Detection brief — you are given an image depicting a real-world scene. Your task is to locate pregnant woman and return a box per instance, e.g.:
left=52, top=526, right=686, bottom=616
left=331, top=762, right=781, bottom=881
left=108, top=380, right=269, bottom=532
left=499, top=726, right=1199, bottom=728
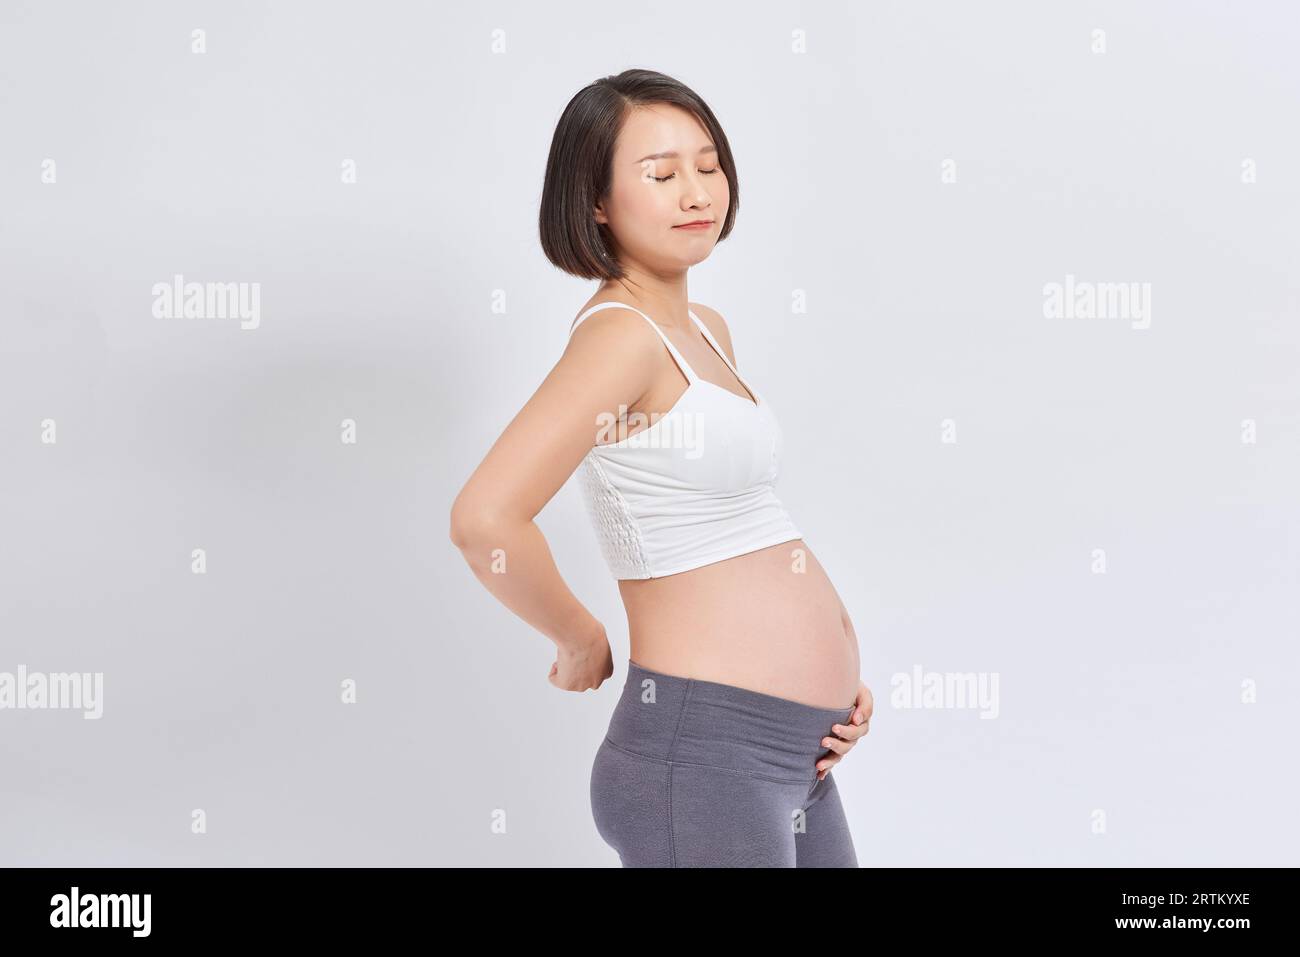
left=449, top=68, right=873, bottom=867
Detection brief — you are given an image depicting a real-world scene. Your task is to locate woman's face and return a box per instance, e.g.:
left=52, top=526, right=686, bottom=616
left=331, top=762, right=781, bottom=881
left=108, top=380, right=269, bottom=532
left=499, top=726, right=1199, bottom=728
left=594, top=103, right=730, bottom=274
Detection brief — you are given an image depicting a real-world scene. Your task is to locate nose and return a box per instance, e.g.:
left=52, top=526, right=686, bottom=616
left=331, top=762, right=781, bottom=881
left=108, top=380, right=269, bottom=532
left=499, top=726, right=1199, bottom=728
left=681, top=172, right=712, bottom=210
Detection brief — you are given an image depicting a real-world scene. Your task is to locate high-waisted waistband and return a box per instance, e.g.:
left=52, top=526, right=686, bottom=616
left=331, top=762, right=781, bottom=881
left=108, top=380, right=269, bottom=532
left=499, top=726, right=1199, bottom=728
left=603, top=660, right=857, bottom=785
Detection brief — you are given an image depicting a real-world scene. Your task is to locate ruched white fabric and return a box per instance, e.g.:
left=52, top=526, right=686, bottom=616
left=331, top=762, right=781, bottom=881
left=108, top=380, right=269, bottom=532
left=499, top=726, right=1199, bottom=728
left=568, top=301, right=802, bottom=580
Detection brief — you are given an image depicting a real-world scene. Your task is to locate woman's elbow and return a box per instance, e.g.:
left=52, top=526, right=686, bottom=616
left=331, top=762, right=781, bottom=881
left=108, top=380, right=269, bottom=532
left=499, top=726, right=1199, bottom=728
left=449, top=498, right=483, bottom=550
left=449, top=494, right=508, bottom=550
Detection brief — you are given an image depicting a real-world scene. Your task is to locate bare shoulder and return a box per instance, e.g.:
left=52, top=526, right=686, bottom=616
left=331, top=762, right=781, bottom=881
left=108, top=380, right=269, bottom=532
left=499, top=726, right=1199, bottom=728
left=563, top=299, right=664, bottom=369
left=688, top=301, right=738, bottom=363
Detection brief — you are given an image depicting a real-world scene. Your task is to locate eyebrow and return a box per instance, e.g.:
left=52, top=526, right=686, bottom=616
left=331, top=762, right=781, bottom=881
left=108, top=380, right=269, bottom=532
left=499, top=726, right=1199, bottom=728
left=635, top=145, right=717, bottom=163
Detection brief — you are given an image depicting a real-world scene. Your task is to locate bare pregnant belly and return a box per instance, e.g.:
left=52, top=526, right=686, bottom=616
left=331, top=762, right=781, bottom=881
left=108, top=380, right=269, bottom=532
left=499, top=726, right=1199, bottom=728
left=618, top=539, right=860, bottom=710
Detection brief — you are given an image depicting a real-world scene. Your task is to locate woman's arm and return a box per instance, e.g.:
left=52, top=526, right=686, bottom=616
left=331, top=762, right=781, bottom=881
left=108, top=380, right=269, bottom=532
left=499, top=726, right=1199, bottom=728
left=448, top=307, right=661, bottom=689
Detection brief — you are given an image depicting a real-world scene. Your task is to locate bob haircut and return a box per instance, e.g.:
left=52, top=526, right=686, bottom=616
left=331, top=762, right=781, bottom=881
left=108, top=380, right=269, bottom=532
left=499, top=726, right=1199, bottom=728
left=539, top=68, right=739, bottom=281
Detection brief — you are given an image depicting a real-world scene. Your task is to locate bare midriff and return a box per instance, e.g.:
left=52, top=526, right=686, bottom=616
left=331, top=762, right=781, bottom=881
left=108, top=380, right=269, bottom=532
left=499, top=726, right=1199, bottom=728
left=617, top=539, right=860, bottom=710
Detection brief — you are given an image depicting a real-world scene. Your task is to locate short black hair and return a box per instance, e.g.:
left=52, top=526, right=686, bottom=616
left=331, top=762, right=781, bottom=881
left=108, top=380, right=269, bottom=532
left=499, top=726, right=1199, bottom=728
left=538, top=68, right=739, bottom=281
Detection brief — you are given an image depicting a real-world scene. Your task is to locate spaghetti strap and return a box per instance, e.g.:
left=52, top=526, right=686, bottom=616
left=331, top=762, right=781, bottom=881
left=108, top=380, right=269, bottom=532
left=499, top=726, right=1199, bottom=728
left=688, top=309, right=758, bottom=402
left=687, top=310, right=739, bottom=377
left=568, top=301, right=698, bottom=383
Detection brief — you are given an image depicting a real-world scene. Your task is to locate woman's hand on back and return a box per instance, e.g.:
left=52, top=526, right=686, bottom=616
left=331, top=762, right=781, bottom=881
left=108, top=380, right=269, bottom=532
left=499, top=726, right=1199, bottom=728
left=548, top=620, right=615, bottom=692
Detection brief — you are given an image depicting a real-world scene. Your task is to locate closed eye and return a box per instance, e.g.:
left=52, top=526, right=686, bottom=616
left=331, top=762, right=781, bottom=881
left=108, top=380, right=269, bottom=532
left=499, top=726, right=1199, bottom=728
left=653, top=168, right=720, bottom=183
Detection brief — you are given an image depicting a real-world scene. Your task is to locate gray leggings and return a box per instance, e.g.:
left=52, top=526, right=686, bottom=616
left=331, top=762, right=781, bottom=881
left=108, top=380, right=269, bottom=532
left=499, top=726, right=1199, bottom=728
left=589, top=660, right=859, bottom=867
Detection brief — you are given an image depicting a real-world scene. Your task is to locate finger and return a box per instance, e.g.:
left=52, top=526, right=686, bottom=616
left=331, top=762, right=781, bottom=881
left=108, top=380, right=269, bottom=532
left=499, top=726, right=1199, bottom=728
left=820, top=735, right=851, bottom=756
left=853, top=687, right=875, bottom=724
left=816, top=754, right=842, bottom=777
left=831, top=721, right=868, bottom=741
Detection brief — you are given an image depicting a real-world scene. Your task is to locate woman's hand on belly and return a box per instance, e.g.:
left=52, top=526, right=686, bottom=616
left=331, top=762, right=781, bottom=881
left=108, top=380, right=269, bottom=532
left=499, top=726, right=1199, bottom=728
left=815, top=678, right=873, bottom=780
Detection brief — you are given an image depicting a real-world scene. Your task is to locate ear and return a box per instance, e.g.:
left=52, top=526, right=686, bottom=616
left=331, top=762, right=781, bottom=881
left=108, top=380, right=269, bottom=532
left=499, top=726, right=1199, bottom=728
left=593, top=200, right=608, bottom=225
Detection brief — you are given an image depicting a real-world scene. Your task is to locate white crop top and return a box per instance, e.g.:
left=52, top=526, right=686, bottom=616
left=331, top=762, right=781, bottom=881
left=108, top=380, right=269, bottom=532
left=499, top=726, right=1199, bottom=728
left=568, top=301, right=803, bottom=580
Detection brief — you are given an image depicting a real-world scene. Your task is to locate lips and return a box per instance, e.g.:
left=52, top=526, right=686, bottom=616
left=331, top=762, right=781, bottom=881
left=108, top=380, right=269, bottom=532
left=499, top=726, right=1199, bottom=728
left=674, top=220, right=714, bottom=228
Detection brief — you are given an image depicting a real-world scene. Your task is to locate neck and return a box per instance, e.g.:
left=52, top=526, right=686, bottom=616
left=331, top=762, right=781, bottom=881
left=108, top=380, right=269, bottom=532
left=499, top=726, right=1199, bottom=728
left=598, top=263, right=691, bottom=329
